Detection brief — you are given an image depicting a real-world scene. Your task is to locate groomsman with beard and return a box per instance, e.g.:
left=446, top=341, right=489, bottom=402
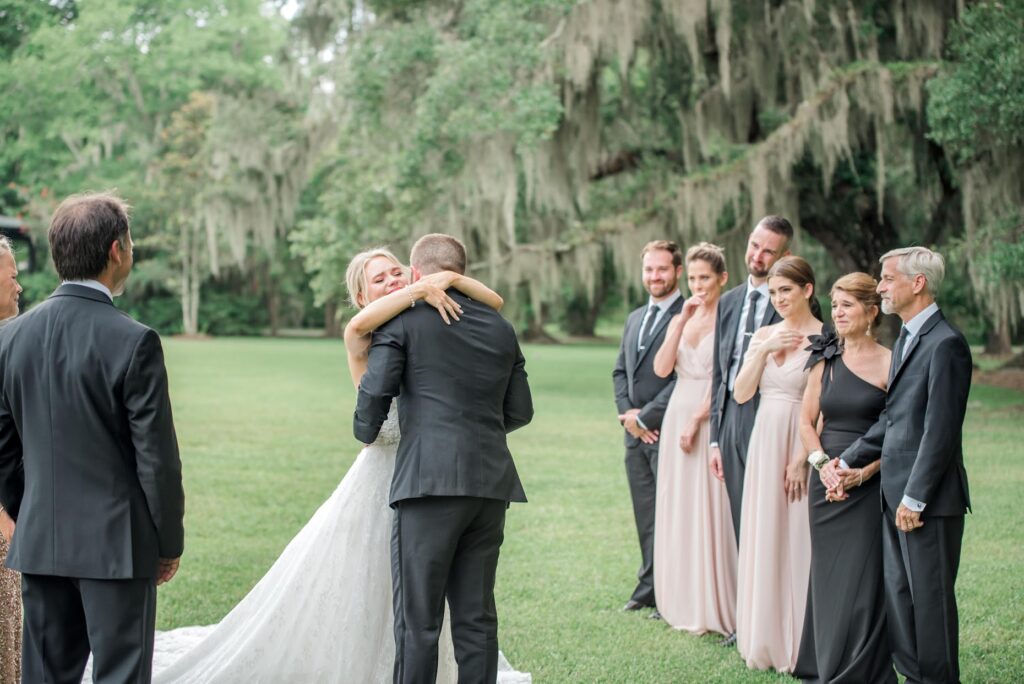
left=837, top=247, right=971, bottom=684
left=612, top=240, right=684, bottom=616
left=707, top=215, right=792, bottom=643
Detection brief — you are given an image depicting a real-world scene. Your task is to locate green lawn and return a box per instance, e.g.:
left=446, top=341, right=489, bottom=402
left=158, top=338, right=1024, bottom=682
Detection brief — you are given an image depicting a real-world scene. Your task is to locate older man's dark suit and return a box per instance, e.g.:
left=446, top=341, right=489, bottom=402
left=709, top=283, right=780, bottom=543
left=354, top=290, right=532, bottom=684
left=0, top=284, right=184, bottom=684
left=841, top=309, right=971, bottom=684
left=611, top=295, right=684, bottom=607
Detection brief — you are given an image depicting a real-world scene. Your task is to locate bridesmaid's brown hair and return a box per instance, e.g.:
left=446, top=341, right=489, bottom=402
left=685, top=242, right=726, bottom=275
left=768, top=255, right=822, bottom=319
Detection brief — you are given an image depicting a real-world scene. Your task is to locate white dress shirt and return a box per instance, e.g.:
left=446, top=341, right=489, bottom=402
left=64, top=279, right=113, bottom=301
left=727, top=277, right=770, bottom=391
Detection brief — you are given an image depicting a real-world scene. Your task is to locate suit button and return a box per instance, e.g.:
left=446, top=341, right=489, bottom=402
left=887, top=420, right=893, bottom=427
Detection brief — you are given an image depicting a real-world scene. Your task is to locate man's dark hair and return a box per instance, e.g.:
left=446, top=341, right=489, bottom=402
left=410, top=233, right=467, bottom=275
left=756, top=215, right=794, bottom=242
left=48, top=192, right=131, bottom=281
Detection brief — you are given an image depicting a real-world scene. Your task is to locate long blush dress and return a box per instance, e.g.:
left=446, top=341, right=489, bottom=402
left=653, top=331, right=737, bottom=636
left=735, top=339, right=813, bottom=672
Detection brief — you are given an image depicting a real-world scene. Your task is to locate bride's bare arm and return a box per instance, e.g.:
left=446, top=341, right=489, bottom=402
left=344, top=272, right=503, bottom=388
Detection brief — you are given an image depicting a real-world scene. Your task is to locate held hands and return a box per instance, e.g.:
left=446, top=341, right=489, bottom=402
left=762, top=326, right=806, bottom=354
left=784, top=458, right=809, bottom=503
left=709, top=446, right=725, bottom=482
left=157, top=557, right=181, bottom=586
left=895, top=503, right=924, bottom=533
left=619, top=408, right=659, bottom=445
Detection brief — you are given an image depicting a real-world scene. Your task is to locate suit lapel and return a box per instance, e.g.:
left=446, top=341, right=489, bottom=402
left=718, top=286, right=744, bottom=378
left=634, top=297, right=683, bottom=370
left=890, top=310, right=944, bottom=388
left=624, top=307, right=641, bottom=373
left=761, top=299, right=780, bottom=327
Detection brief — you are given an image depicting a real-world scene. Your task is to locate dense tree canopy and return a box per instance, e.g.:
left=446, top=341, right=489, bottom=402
left=1, top=0, right=1021, bottom=353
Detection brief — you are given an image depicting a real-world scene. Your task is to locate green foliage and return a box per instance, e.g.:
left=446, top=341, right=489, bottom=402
left=927, top=1, right=1024, bottom=161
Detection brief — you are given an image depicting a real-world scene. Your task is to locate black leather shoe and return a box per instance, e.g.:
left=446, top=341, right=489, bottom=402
left=649, top=610, right=663, bottom=620
left=622, top=600, right=648, bottom=611
left=720, top=631, right=737, bottom=647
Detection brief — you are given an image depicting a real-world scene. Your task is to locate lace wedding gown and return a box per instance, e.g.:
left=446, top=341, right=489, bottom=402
left=85, top=408, right=530, bottom=683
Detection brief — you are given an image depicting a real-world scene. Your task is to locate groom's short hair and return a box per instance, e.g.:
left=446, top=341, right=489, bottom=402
left=410, top=234, right=467, bottom=275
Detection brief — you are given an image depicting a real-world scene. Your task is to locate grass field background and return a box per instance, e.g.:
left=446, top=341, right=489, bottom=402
left=157, top=338, right=1023, bottom=682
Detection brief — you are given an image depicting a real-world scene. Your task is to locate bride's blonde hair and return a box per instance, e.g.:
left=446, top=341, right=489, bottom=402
left=345, top=247, right=404, bottom=309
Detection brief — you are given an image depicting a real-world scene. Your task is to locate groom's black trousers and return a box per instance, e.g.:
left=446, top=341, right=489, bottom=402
left=391, top=496, right=506, bottom=684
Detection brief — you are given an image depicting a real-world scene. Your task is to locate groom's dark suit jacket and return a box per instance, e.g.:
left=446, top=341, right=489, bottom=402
left=354, top=290, right=532, bottom=506
left=841, top=309, right=971, bottom=515
left=0, top=284, right=185, bottom=579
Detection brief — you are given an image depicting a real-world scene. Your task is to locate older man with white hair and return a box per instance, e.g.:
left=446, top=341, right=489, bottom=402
left=837, top=246, right=971, bottom=684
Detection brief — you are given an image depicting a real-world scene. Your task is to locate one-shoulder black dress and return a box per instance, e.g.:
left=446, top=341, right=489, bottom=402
left=794, top=355, right=896, bottom=684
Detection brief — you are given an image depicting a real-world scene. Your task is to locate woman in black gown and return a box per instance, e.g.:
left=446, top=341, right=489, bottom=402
left=794, top=272, right=896, bottom=684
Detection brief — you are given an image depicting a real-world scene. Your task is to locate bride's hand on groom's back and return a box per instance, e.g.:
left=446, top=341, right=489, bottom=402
left=412, top=279, right=462, bottom=324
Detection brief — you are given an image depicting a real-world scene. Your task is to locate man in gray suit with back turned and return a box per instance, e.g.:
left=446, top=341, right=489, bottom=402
left=0, top=192, right=184, bottom=683
left=354, top=233, right=533, bottom=684
left=838, top=247, right=971, bottom=684
left=612, top=240, right=684, bottom=615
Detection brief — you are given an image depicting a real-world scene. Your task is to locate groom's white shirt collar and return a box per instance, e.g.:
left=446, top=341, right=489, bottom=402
left=64, top=279, right=113, bottom=302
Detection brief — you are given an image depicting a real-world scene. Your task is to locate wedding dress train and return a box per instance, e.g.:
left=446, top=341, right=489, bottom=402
left=84, top=409, right=530, bottom=683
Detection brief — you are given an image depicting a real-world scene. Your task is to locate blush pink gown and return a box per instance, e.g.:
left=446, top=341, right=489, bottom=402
left=653, top=330, right=737, bottom=635
left=735, top=339, right=812, bottom=672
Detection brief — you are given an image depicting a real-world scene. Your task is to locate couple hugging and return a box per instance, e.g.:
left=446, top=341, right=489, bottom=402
left=0, top=190, right=532, bottom=683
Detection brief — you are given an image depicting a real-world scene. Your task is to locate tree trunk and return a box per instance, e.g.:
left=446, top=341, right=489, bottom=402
left=180, top=220, right=201, bottom=336
left=985, top=319, right=1013, bottom=355
left=323, top=301, right=341, bottom=338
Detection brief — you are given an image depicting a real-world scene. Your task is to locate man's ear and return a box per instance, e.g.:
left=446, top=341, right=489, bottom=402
left=108, top=239, right=124, bottom=267
left=410, top=266, right=422, bottom=283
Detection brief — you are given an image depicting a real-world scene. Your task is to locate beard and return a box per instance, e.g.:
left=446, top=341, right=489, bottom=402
left=747, top=260, right=769, bottom=278
left=881, top=300, right=893, bottom=315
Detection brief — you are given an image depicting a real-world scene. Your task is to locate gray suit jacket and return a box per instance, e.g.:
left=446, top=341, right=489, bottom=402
left=612, top=297, right=685, bottom=447
left=353, top=290, right=532, bottom=506
left=841, top=309, right=972, bottom=516
left=709, top=283, right=780, bottom=443
left=0, top=284, right=185, bottom=579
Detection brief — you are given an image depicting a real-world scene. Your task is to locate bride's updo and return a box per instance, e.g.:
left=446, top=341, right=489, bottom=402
left=345, top=247, right=404, bottom=310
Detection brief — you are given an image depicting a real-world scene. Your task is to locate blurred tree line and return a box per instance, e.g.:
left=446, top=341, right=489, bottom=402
left=1, top=0, right=1021, bottom=359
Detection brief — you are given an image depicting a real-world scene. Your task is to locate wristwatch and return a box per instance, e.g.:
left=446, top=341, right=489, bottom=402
left=807, top=449, right=830, bottom=471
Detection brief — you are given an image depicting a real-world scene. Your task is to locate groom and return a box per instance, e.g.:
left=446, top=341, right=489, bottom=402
left=354, top=233, right=533, bottom=684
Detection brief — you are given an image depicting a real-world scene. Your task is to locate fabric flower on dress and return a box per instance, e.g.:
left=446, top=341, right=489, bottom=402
left=804, top=326, right=841, bottom=370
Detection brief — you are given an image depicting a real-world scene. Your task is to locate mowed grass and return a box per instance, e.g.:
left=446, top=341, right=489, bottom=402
left=158, top=338, right=1024, bottom=682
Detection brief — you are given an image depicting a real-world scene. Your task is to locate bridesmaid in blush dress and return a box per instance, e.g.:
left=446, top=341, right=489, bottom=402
left=732, top=256, right=821, bottom=673
left=652, top=243, right=736, bottom=636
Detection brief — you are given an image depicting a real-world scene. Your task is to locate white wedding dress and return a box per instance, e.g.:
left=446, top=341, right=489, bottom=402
left=84, top=408, right=530, bottom=683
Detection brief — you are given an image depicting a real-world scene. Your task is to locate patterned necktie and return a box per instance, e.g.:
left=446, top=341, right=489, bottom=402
left=890, top=325, right=910, bottom=384
left=739, top=290, right=762, bottom=362
left=639, top=305, right=659, bottom=351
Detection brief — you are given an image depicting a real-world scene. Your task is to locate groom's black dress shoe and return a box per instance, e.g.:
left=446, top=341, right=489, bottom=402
left=649, top=610, right=663, bottom=621
left=622, top=600, right=649, bottom=612
left=720, top=631, right=737, bottom=647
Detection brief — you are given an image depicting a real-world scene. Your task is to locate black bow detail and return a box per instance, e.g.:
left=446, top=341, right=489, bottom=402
left=804, top=326, right=841, bottom=370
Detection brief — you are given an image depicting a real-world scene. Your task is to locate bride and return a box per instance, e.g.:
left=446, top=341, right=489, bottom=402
left=118, top=248, right=530, bottom=683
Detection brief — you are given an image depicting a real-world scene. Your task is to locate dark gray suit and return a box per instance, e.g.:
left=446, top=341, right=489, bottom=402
left=0, top=284, right=184, bottom=683
left=354, top=290, right=532, bottom=684
left=841, top=309, right=971, bottom=684
left=709, top=283, right=779, bottom=544
left=611, top=295, right=684, bottom=607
